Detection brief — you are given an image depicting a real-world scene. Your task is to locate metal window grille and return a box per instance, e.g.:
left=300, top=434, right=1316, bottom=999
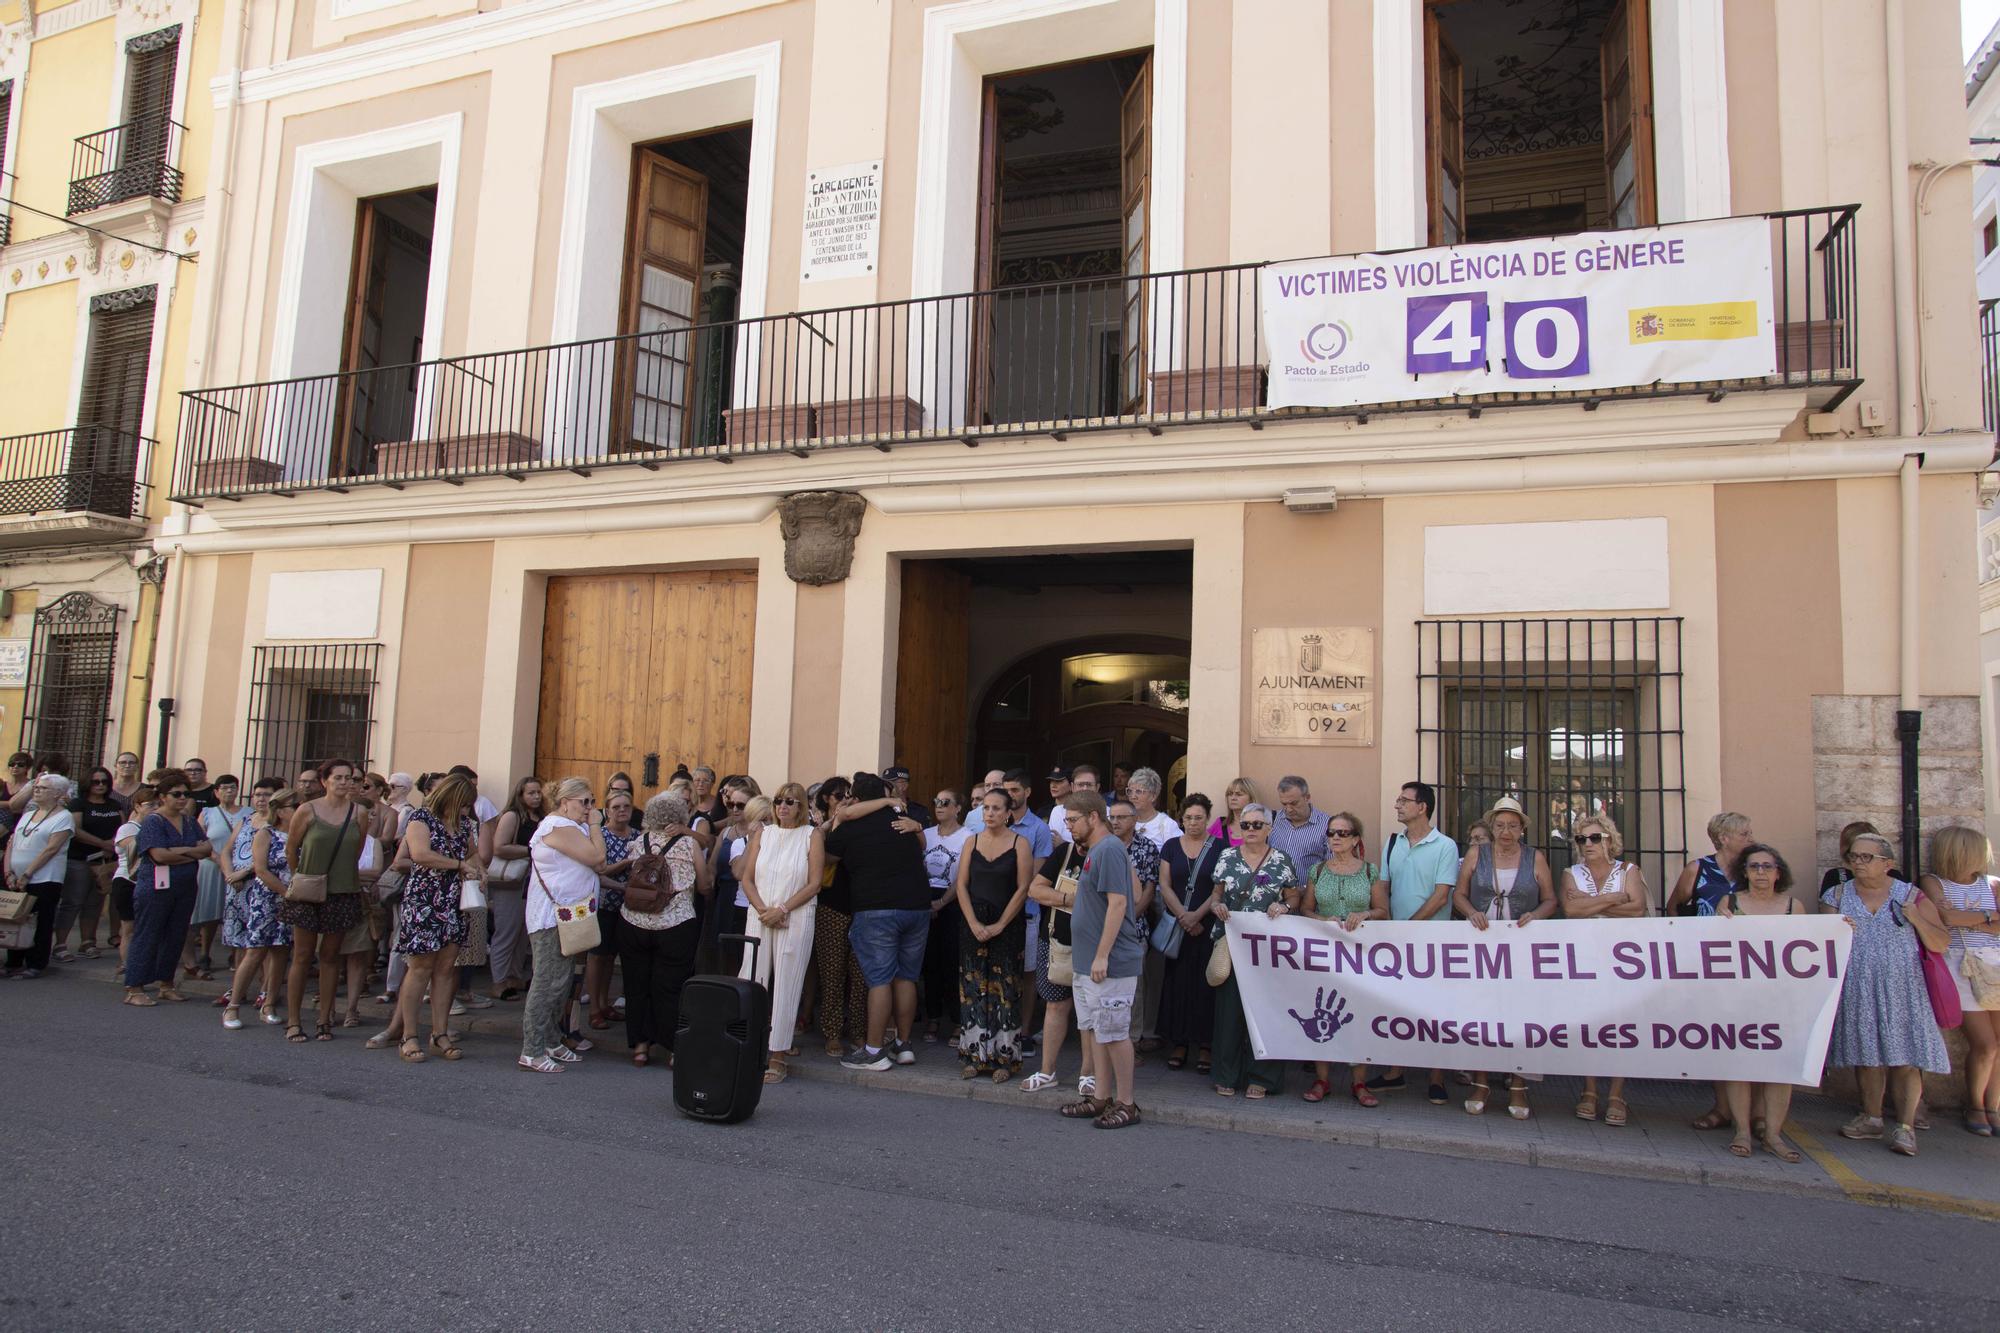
left=20, top=593, right=122, bottom=770
left=242, top=644, right=382, bottom=781
left=1416, top=619, right=1687, bottom=908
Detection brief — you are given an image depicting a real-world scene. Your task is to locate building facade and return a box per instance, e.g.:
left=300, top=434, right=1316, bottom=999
left=151, top=0, right=1987, bottom=898
left=0, top=0, right=217, bottom=769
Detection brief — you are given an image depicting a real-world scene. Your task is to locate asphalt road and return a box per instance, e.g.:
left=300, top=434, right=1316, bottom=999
left=2, top=971, right=1995, bottom=1331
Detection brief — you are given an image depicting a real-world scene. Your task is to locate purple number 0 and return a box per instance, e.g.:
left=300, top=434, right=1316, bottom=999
left=1503, top=297, right=1590, bottom=379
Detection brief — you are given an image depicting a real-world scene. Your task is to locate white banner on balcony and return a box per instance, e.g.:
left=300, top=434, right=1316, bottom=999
left=1259, top=217, right=1777, bottom=409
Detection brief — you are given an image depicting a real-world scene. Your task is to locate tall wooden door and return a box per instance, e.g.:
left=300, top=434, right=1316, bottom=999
left=617, top=151, right=709, bottom=452
left=1425, top=5, right=1465, bottom=245
left=893, top=561, right=971, bottom=806
left=1599, top=0, right=1655, bottom=228
left=535, top=569, right=756, bottom=799
left=1117, top=54, right=1152, bottom=413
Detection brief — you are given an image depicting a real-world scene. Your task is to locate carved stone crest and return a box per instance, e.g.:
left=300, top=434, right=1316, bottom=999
left=777, top=491, right=867, bottom=586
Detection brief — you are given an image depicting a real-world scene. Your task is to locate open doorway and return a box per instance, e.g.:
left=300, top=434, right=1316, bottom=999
left=972, top=50, right=1151, bottom=426
left=616, top=123, right=752, bottom=453
left=894, top=549, right=1192, bottom=806
left=1426, top=0, right=1653, bottom=244
left=334, top=186, right=435, bottom=475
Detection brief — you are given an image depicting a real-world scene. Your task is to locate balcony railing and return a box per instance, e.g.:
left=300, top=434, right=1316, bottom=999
left=171, top=206, right=1860, bottom=502
left=0, top=425, right=153, bottom=521
left=0, top=212, right=10, bottom=248
left=68, top=114, right=184, bottom=216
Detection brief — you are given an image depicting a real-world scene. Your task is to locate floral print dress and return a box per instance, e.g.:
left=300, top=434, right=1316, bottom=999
left=1209, top=846, right=1299, bottom=939
left=396, top=809, right=475, bottom=956
left=222, top=820, right=293, bottom=950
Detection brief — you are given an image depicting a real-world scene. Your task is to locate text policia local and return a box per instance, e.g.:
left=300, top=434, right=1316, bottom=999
left=1275, top=237, right=1689, bottom=300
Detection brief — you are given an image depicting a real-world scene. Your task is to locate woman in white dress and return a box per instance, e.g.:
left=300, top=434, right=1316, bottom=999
left=739, top=781, right=825, bottom=1084
left=1560, top=813, right=1647, bottom=1127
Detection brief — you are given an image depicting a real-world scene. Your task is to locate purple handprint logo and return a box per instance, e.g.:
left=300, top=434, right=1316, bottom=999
left=1287, top=986, right=1356, bottom=1044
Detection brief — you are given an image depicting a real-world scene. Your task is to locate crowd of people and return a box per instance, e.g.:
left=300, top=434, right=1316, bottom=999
left=4, top=747, right=1997, bottom=1152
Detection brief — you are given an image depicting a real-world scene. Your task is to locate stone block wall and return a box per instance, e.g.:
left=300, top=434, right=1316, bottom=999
left=1811, top=694, right=1983, bottom=876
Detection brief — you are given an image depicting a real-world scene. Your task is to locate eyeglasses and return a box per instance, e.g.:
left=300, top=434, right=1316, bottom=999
left=1845, top=852, right=1888, bottom=865
left=775, top=798, right=800, bottom=807
left=1329, top=828, right=1356, bottom=838
left=164, top=789, right=189, bottom=798
left=1239, top=820, right=1269, bottom=831
left=1744, top=861, right=1780, bottom=873
left=725, top=800, right=747, bottom=812
left=1577, top=832, right=1608, bottom=845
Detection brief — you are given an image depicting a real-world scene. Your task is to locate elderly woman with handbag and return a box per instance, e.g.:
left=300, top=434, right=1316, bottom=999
left=619, top=792, right=707, bottom=1068
left=1206, top=805, right=1297, bottom=1100
left=522, top=777, right=605, bottom=1074
left=1824, top=832, right=1952, bottom=1157
left=1916, top=824, right=2000, bottom=1135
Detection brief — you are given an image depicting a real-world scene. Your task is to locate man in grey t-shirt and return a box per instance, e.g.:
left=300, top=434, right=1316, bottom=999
left=1055, top=791, right=1143, bottom=1128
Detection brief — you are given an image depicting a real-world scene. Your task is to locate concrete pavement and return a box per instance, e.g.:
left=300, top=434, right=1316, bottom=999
left=6, top=959, right=2000, bottom=1330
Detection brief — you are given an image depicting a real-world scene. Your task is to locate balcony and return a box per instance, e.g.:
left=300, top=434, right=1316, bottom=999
left=0, top=426, right=154, bottom=550
left=171, top=206, right=1860, bottom=503
left=0, top=212, right=10, bottom=248
left=67, top=115, right=184, bottom=217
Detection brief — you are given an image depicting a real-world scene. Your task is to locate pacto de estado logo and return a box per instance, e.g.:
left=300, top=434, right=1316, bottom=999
left=1300, top=320, right=1351, bottom=364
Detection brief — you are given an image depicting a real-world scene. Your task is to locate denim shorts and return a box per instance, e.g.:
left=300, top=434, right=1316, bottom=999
left=848, top=908, right=930, bottom=987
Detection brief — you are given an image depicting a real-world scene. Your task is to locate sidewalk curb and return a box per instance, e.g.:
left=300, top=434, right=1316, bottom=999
left=779, top=1056, right=1852, bottom=1205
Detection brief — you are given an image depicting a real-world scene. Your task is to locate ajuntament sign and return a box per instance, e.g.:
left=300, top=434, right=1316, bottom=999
left=1250, top=627, right=1373, bottom=746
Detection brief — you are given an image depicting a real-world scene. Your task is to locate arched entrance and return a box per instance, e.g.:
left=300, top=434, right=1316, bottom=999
left=973, top=634, right=1189, bottom=796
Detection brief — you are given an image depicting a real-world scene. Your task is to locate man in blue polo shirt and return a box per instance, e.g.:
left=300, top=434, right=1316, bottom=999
left=1366, top=779, right=1458, bottom=1104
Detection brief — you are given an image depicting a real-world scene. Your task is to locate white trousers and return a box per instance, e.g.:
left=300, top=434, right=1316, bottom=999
left=740, top=901, right=817, bottom=1052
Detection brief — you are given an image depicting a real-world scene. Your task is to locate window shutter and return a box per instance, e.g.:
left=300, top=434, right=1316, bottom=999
left=0, top=80, right=13, bottom=181
left=1118, top=54, right=1152, bottom=412
left=1425, top=6, right=1465, bottom=245
left=79, top=289, right=156, bottom=439
left=1599, top=0, right=1655, bottom=227
left=123, top=28, right=179, bottom=173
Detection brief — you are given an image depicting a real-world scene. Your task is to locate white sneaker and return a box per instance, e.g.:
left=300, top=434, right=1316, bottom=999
left=461, top=992, right=494, bottom=1010
left=449, top=999, right=467, bottom=1016
left=1022, top=1071, right=1058, bottom=1092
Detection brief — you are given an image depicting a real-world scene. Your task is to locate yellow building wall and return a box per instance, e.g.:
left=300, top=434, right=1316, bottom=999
left=0, top=281, right=80, bottom=442
left=9, top=18, right=117, bottom=246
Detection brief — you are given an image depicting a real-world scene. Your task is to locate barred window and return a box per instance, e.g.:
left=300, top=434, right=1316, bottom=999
left=1417, top=618, right=1687, bottom=906
left=20, top=593, right=121, bottom=770
left=242, top=644, right=382, bottom=780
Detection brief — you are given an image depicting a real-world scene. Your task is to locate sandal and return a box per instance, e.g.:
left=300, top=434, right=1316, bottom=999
left=156, top=988, right=188, bottom=1003
left=762, top=1057, right=786, bottom=1083
left=546, top=1044, right=582, bottom=1064
left=340, top=1012, right=363, bottom=1028
left=1351, top=1081, right=1379, bottom=1108
left=1213, top=1085, right=1236, bottom=1098
left=1060, top=1095, right=1111, bottom=1119
left=1728, top=1133, right=1753, bottom=1158
left=1574, top=1091, right=1600, bottom=1122
left=1464, top=1079, right=1490, bottom=1115
left=53, top=947, right=75, bottom=964
left=1760, top=1133, right=1802, bottom=1163
left=365, top=1030, right=397, bottom=1050
left=1167, top=1046, right=1188, bottom=1070
left=517, top=1053, right=564, bottom=1074
left=1093, top=1101, right=1142, bottom=1129
left=1022, top=1071, right=1058, bottom=1092
left=1605, top=1096, right=1629, bottom=1128
left=429, top=1034, right=464, bottom=1061
left=1302, top=1078, right=1329, bottom=1103
left=123, top=991, right=157, bottom=1008
left=1963, top=1109, right=1995, bottom=1137
left=1690, top=1108, right=1730, bottom=1131
left=315, top=1022, right=334, bottom=1042
left=1507, top=1079, right=1532, bottom=1120
left=588, top=1012, right=612, bottom=1031
left=1195, top=1048, right=1211, bottom=1074
left=400, top=1038, right=427, bottom=1064
left=222, top=1006, right=244, bottom=1030
left=635, top=1049, right=653, bottom=1069
left=1245, top=1086, right=1268, bottom=1101
left=286, top=1025, right=308, bottom=1043
left=824, top=1039, right=846, bottom=1058
left=79, top=943, right=100, bottom=959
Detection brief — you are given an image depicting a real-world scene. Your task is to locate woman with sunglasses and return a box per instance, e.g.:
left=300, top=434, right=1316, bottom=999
left=738, top=783, right=823, bottom=1081
left=921, top=791, right=971, bottom=1044
left=1451, top=798, right=1556, bottom=1118
left=110, top=751, right=143, bottom=813
left=1824, top=832, right=1952, bottom=1157
left=121, top=770, right=211, bottom=1004
left=1714, top=843, right=1807, bottom=1161
left=1207, top=804, right=1297, bottom=1099
left=1300, top=810, right=1389, bottom=1105
left=1560, top=814, right=1647, bottom=1126
left=222, top=780, right=290, bottom=1028
left=188, top=774, right=247, bottom=981
left=54, top=767, right=122, bottom=961
left=279, top=759, right=369, bottom=1042
left=522, top=777, right=606, bottom=1074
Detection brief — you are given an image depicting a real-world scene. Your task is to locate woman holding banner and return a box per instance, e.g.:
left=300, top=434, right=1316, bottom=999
left=1826, top=832, right=1953, bottom=1156
left=1560, top=814, right=1647, bottom=1126
left=1917, top=826, right=2000, bottom=1136
left=1452, top=798, right=1555, bottom=1119
left=1717, top=844, right=1806, bottom=1161
left=1207, top=805, right=1296, bottom=1100
left=1298, top=811, right=1381, bottom=1105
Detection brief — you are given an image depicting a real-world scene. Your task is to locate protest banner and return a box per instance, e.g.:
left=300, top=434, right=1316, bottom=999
left=1260, top=217, right=1776, bottom=409
left=1223, top=913, right=1848, bottom=1084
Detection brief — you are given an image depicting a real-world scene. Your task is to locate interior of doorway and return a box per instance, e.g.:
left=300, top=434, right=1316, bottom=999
left=335, top=185, right=436, bottom=475
left=893, top=549, right=1192, bottom=808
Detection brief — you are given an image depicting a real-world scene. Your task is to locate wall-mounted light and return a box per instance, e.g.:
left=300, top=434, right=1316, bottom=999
left=1282, top=487, right=1337, bottom=515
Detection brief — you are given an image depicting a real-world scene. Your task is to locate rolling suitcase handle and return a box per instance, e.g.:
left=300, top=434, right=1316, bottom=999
left=719, top=932, right=761, bottom=976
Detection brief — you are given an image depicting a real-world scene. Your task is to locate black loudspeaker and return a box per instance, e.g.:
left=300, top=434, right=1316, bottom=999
left=673, top=934, right=770, bottom=1124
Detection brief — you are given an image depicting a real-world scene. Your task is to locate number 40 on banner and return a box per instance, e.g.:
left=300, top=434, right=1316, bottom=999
left=1406, top=292, right=1592, bottom=380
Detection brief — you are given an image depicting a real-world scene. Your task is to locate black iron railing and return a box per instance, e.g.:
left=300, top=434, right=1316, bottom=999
left=0, top=212, right=10, bottom=248
left=0, top=425, right=153, bottom=519
left=1982, top=299, right=1999, bottom=440
left=172, top=206, right=1861, bottom=502
left=68, top=114, right=184, bottom=215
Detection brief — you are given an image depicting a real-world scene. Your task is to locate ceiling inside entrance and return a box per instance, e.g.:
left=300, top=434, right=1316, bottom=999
left=1439, top=0, right=1610, bottom=161
left=941, top=548, right=1192, bottom=595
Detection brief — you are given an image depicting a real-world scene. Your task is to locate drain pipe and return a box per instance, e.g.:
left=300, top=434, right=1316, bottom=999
left=1885, top=0, right=1922, bottom=878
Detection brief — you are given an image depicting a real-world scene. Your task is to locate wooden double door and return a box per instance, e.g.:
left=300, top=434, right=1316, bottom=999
left=534, top=570, right=756, bottom=799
